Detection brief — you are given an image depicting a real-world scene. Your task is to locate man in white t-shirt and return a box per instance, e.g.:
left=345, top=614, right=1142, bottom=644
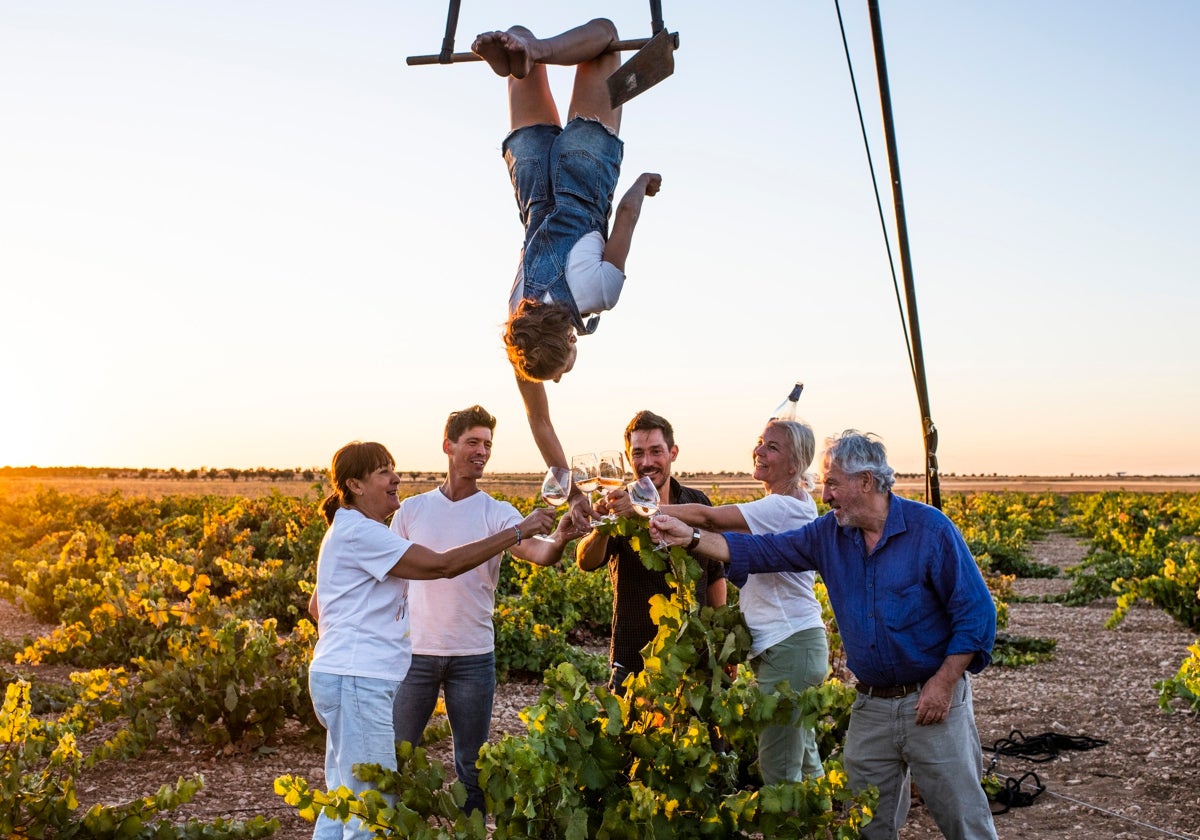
left=390, top=405, right=584, bottom=816
left=474, top=18, right=662, bottom=529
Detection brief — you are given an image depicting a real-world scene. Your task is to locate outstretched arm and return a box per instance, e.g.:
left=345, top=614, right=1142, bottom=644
left=391, top=507, right=556, bottom=580
left=659, top=502, right=750, bottom=533
left=602, top=173, right=662, bottom=271
left=515, top=375, right=594, bottom=527
left=512, top=513, right=591, bottom=567
left=649, top=514, right=731, bottom=562
left=516, top=376, right=566, bottom=470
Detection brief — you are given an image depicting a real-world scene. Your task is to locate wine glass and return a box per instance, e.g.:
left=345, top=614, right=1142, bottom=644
left=627, top=475, right=660, bottom=517
left=571, top=452, right=601, bottom=525
left=571, top=453, right=600, bottom=495
left=628, top=476, right=670, bottom=549
left=533, top=466, right=571, bottom=542
left=596, top=450, right=626, bottom=522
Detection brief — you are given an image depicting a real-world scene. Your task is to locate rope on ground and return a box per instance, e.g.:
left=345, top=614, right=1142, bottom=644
left=985, top=728, right=1198, bottom=839
left=992, top=729, right=1108, bottom=763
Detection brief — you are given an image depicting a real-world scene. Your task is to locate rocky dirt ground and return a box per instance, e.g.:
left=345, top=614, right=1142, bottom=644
left=3, top=531, right=1198, bottom=839
left=901, top=532, right=1199, bottom=840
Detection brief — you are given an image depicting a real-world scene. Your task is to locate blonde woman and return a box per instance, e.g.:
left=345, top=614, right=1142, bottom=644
left=660, top=419, right=828, bottom=782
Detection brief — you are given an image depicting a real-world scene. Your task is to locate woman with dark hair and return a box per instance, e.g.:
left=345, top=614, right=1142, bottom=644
left=306, top=440, right=553, bottom=840
left=659, top=419, right=829, bottom=783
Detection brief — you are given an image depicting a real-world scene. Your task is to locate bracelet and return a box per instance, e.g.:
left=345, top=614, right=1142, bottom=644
left=513, top=525, right=522, bottom=546
left=686, top=527, right=701, bottom=552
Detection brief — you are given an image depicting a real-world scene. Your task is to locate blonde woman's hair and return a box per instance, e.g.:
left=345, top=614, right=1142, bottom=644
left=767, top=419, right=816, bottom=491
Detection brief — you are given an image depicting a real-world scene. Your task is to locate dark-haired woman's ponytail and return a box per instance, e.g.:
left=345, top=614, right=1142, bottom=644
left=320, top=492, right=342, bottom=525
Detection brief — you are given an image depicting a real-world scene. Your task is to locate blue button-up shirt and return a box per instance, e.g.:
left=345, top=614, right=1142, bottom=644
left=725, top=494, right=995, bottom=686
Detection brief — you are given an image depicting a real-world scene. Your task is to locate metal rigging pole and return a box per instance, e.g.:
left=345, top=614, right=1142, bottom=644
left=866, top=0, right=941, bottom=509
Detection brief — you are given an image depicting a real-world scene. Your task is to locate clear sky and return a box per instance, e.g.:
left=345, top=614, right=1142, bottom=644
left=2, top=1, right=1197, bottom=477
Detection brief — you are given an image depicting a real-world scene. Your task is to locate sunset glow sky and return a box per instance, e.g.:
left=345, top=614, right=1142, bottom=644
left=3, top=2, right=1197, bottom=476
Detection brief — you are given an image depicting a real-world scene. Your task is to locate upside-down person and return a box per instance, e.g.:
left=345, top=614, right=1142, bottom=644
left=474, top=18, right=661, bottom=526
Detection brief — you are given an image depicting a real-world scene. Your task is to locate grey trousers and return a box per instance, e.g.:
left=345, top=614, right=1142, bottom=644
left=845, top=674, right=998, bottom=840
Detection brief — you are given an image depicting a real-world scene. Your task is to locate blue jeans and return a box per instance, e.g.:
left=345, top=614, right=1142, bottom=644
left=751, top=627, right=829, bottom=783
left=504, top=119, right=623, bottom=336
left=309, top=671, right=400, bottom=840
left=503, top=117, right=624, bottom=252
left=393, top=652, right=496, bottom=817
left=845, top=675, right=997, bottom=840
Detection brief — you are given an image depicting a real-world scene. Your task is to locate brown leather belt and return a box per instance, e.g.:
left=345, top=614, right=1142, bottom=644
left=856, top=681, right=922, bottom=699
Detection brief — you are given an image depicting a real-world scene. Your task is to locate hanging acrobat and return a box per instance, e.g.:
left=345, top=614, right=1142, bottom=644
left=410, top=7, right=679, bottom=527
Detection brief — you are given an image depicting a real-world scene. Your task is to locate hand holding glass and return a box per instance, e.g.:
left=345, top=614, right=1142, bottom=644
left=629, top=477, right=670, bottom=550
left=596, top=450, right=626, bottom=522
left=534, top=466, right=571, bottom=542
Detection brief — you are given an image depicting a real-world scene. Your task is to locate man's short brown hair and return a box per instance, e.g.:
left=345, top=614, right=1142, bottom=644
left=624, top=410, right=675, bottom=450
left=503, top=300, right=575, bottom=382
left=445, top=405, right=497, bottom=443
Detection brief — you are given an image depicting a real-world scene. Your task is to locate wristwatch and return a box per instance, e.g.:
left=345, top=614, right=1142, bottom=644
left=686, top=527, right=701, bottom=552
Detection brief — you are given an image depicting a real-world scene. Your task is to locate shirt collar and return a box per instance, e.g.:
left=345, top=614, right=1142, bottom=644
left=667, top=476, right=682, bottom=504
left=874, top=492, right=906, bottom=551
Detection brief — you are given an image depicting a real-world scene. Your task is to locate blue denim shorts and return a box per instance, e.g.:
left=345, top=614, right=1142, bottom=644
left=503, top=117, right=624, bottom=253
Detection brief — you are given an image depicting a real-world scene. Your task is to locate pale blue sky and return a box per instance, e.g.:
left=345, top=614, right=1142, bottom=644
left=2, top=2, right=1197, bottom=476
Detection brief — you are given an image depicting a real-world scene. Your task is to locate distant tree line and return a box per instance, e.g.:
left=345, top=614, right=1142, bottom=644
left=0, top=465, right=321, bottom=482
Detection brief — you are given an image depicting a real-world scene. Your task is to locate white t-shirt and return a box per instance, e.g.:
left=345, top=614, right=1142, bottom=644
left=507, top=231, right=626, bottom=316
left=390, top=488, right=522, bottom=656
left=309, top=506, right=415, bottom=680
left=735, top=493, right=825, bottom=659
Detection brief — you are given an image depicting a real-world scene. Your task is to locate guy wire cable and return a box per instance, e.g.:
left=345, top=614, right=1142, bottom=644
left=991, top=771, right=1200, bottom=840
left=833, top=0, right=942, bottom=507
left=833, top=0, right=915, bottom=382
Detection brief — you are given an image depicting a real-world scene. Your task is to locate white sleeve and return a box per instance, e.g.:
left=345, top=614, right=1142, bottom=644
left=362, top=519, right=415, bottom=580
left=489, top=499, right=523, bottom=532
left=565, top=231, right=625, bottom=315
left=390, top=496, right=415, bottom=539
left=736, top=494, right=818, bottom=535
left=507, top=263, right=524, bottom=315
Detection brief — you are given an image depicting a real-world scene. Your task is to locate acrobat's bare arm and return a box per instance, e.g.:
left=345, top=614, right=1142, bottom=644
left=516, top=375, right=595, bottom=527
left=602, top=172, right=662, bottom=271
left=516, top=376, right=568, bottom=470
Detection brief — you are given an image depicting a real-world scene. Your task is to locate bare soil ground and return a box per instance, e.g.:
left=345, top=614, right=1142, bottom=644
left=4, top=523, right=1198, bottom=838
left=901, top=532, right=1199, bottom=840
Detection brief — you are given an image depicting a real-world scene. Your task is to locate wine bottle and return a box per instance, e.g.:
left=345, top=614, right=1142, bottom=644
left=770, top=381, right=804, bottom=421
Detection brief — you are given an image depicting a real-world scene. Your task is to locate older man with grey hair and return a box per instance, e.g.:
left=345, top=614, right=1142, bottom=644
left=650, top=430, right=998, bottom=840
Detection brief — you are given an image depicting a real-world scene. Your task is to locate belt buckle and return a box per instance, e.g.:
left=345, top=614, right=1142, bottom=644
left=859, top=681, right=920, bottom=698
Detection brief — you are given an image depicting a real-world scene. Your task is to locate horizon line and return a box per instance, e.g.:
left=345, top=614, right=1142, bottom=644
left=3, top=466, right=1199, bottom=482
